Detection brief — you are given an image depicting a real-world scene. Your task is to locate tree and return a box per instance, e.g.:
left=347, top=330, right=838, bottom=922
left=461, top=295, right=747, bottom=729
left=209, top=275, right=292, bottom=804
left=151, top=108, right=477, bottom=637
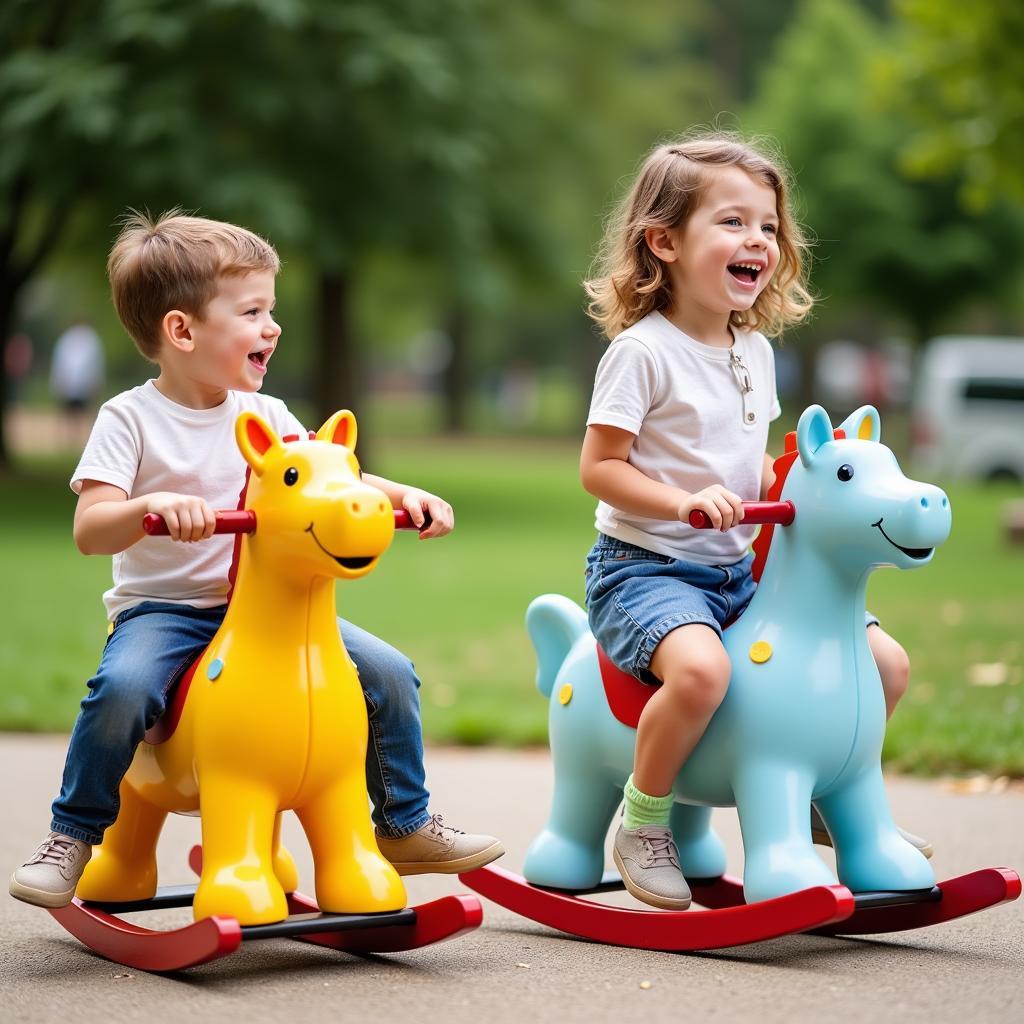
left=884, top=1, right=1024, bottom=207
left=746, top=0, right=1023, bottom=349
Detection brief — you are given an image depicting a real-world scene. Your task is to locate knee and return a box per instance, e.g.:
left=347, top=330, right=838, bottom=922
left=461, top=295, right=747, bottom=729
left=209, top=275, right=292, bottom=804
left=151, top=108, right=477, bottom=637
left=659, top=649, right=731, bottom=717
left=878, top=641, right=911, bottom=703
left=84, top=674, right=155, bottom=739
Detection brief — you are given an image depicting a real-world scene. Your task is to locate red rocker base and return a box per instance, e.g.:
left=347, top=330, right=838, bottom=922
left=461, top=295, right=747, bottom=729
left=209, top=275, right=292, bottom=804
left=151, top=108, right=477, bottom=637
left=458, top=864, right=1020, bottom=952
left=47, top=845, right=482, bottom=972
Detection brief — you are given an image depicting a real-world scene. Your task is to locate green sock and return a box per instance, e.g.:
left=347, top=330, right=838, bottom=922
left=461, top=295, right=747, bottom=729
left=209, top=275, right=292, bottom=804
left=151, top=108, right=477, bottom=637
left=622, top=774, right=674, bottom=830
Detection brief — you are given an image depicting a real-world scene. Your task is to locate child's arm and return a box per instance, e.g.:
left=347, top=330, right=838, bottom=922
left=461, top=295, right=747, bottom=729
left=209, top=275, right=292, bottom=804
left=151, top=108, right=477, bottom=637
left=361, top=473, right=454, bottom=540
left=760, top=452, right=776, bottom=500
left=73, top=480, right=217, bottom=555
left=580, top=424, right=744, bottom=532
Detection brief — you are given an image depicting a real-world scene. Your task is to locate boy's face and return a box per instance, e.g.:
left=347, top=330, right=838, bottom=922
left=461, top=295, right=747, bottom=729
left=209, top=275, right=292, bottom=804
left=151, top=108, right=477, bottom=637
left=670, top=165, right=781, bottom=321
left=182, top=271, right=280, bottom=393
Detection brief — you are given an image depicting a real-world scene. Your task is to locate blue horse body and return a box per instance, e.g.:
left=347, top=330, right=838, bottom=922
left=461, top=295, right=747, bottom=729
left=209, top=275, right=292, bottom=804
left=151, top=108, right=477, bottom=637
left=524, top=406, right=952, bottom=904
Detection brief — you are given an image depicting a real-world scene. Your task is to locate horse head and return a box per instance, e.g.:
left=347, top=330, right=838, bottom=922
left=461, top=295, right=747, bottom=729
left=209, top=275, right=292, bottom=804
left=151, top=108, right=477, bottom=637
left=234, top=410, right=395, bottom=584
left=786, top=404, right=951, bottom=576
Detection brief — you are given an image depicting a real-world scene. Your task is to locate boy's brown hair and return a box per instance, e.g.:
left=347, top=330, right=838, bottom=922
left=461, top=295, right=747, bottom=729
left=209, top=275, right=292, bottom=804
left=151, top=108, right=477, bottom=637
left=107, top=209, right=280, bottom=360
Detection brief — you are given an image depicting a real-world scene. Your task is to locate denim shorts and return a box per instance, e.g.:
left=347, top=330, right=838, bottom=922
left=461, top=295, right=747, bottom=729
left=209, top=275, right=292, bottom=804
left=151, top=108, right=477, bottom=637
left=584, top=534, right=757, bottom=685
left=584, top=533, right=881, bottom=686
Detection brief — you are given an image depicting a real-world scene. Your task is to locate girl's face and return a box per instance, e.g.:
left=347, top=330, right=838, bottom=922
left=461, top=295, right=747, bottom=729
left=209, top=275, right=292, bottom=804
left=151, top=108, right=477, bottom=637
left=668, top=165, right=781, bottom=326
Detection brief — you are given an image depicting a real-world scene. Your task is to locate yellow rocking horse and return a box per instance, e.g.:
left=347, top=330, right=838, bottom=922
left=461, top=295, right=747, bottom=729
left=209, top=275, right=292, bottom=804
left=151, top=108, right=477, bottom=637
left=75, top=410, right=406, bottom=925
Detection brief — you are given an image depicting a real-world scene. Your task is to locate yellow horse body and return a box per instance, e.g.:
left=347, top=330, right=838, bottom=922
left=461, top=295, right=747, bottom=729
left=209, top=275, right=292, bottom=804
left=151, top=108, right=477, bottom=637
left=75, top=410, right=407, bottom=924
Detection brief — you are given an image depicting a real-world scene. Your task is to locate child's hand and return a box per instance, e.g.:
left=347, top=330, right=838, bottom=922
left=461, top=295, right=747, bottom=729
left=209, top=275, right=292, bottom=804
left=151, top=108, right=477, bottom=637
left=399, top=489, right=454, bottom=539
left=145, top=492, right=217, bottom=542
left=679, top=485, right=745, bottom=532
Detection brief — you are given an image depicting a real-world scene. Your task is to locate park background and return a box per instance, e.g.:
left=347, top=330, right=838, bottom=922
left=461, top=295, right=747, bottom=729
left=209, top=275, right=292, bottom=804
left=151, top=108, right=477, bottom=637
left=1, top=0, right=1021, bottom=779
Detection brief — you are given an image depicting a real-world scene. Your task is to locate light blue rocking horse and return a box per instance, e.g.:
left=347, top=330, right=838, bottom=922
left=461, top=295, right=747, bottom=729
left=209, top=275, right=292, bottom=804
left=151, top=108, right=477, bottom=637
left=522, top=404, right=951, bottom=905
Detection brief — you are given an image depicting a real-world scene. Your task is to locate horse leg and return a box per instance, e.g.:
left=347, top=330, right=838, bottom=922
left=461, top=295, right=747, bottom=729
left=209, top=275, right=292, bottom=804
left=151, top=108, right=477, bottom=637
left=193, top=776, right=287, bottom=924
left=271, top=811, right=299, bottom=893
left=523, top=769, right=622, bottom=890
left=733, top=761, right=836, bottom=904
left=815, top=766, right=934, bottom=893
left=295, top=770, right=406, bottom=914
left=670, top=802, right=727, bottom=880
left=76, top=783, right=167, bottom=903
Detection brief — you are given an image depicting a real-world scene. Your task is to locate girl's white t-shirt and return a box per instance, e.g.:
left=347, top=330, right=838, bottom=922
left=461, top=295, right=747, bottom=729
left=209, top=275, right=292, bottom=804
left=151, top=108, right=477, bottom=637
left=71, top=381, right=306, bottom=619
left=587, top=311, right=781, bottom=565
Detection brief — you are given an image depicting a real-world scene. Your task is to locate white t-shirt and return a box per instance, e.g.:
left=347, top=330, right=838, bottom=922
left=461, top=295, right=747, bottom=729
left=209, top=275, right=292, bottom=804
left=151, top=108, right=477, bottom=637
left=587, top=311, right=781, bottom=565
left=72, top=381, right=306, bottom=619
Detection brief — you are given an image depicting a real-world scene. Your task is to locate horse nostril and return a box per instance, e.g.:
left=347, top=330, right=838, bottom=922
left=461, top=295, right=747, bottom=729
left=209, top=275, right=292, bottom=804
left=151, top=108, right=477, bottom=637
left=352, top=502, right=361, bottom=514
left=379, top=502, right=387, bottom=513
left=942, top=497, right=948, bottom=507
left=920, top=498, right=929, bottom=508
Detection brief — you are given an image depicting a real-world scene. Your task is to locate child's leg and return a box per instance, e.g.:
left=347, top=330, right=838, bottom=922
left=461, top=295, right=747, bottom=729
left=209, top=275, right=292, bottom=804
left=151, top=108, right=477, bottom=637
left=338, top=617, right=503, bottom=874
left=867, top=624, right=911, bottom=719
left=50, top=602, right=223, bottom=843
left=12, top=602, right=222, bottom=907
left=337, top=617, right=430, bottom=838
left=634, top=623, right=731, bottom=800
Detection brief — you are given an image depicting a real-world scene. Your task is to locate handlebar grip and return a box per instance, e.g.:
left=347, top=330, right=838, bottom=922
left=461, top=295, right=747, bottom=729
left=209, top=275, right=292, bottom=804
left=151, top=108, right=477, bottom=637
left=688, top=500, right=795, bottom=530
left=143, top=508, right=430, bottom=536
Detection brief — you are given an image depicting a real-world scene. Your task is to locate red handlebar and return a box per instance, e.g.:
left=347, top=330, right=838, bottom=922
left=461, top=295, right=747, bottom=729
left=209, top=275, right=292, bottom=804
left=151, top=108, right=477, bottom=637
left=143, top=509, right=427, bottom=536
left=688, top=500, right=795, bottom=530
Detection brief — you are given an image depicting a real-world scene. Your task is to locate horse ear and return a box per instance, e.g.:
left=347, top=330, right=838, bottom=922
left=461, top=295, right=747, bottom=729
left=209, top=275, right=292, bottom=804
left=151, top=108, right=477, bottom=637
left=796, top=405, right=835, bottom=467
left=316, top=410, right=358, bottom=450
left=837, top=405, right=881, bottom=443
left=235, top=413, right=283, bottom=475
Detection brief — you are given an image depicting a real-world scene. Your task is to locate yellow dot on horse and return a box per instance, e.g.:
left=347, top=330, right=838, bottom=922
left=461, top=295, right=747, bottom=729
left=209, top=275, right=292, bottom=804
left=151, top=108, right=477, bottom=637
left=558, top=683, right=574, bottom=706
left=749, top=641, right=773, bottom=664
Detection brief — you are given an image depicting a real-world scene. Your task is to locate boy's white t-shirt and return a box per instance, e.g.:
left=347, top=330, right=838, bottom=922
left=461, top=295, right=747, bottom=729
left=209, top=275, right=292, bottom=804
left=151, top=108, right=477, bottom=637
left=587, top=311, right=781, bottom=565
left=71, top=381, right=306, bottom=619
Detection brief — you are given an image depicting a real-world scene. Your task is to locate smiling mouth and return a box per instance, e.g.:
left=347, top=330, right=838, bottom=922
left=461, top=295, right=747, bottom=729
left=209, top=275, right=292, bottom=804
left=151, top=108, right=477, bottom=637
left=872, top=519, right=932, bottom=560
left=305, top=524, right=376, bottom=569
left=727, top=262, right=763, bottom=284
left=248, top=349, right=271, bottom=368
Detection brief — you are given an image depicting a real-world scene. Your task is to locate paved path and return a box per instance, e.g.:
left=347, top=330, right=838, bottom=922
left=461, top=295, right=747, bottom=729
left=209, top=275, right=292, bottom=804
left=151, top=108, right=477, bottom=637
left=2, top=736, right=1021, bottom=1023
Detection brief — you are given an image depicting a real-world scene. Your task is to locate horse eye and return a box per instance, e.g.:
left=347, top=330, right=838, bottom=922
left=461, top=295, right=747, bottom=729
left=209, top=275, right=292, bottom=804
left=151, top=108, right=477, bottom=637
left=837, top=464, right=854, bottom=482
left=284, top=467, right=299, bottom=486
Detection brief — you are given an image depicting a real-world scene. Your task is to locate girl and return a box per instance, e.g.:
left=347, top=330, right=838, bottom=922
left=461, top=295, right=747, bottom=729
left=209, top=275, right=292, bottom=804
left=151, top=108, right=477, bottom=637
left=580, top=132, right=927, bottom=911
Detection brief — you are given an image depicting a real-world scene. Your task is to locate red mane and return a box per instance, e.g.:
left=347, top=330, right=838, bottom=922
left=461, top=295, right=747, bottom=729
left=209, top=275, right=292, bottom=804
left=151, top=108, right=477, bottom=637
left=751, top=427, right=846, bottom=583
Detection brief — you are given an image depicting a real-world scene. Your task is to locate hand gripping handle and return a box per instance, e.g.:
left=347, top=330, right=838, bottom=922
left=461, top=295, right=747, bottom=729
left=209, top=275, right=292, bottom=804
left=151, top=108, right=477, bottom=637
left=142, top=508, right=429, bottom=536
left=687, top=500, right=795, bottom=530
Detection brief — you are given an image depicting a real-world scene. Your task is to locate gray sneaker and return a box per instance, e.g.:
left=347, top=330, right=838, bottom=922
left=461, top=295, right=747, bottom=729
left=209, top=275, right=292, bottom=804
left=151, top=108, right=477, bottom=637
left=612, top=824, right=691, bottom=911
left=810, top=805, right=934, bottom=859
left=375, top=814, right=504, bottom=876
left=9, top=832, right=92, bottom=908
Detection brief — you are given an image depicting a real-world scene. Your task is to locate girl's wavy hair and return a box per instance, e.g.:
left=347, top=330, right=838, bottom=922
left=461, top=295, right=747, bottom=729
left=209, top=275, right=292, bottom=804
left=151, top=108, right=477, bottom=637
left=584, top=132, right=814, bottom=340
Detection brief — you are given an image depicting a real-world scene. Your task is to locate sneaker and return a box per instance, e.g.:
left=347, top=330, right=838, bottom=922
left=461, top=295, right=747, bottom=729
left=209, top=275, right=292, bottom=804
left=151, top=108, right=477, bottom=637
left=9, top=832, right=92, bottom=908
left=810, top=806, right=933, bottom=859
left=612, top=824, right=691, bottom=911
left=375, top=814, right=504, bottom=876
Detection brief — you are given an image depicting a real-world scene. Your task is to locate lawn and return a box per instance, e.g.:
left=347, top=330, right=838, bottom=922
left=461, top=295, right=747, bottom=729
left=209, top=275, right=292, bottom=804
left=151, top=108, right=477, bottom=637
left=1, top=439, right=1022, bottom=776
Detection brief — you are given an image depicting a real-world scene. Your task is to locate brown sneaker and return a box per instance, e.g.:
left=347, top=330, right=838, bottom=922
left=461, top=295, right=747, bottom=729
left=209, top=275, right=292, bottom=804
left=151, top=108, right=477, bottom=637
left=375, top=814, right=504, bottom=876
left=612, top=824, right=691, bottom=911
left=9, top=832, right=93, bottom=908
left=810, top=806, right=933, bottom=859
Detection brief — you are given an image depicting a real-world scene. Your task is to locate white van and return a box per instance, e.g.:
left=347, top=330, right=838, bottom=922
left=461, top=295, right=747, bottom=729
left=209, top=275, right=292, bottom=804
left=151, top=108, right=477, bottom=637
left=911, top=336, right=1024, bottom=482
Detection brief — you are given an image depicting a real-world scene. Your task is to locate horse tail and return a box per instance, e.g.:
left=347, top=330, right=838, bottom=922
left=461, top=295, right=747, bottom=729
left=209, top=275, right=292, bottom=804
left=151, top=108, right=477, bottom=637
left=526, top=594, right=590, bottom=698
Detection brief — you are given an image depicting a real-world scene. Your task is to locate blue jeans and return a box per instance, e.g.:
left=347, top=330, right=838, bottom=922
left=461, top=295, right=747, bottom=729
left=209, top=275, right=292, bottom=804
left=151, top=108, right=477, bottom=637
left=51, top=602, right=431, bottom=845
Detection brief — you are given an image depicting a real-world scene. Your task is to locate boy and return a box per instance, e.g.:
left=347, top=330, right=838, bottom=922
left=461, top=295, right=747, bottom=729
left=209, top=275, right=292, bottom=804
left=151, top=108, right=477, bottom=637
left=10, top=211, right=502, bottom=908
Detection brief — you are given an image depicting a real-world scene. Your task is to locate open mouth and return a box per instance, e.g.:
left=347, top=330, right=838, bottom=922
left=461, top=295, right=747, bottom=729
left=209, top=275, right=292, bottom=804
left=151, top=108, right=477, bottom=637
left=727, top=262, right=763, bottom=285
left=305, top=524, right=377, bottom=569
left=248, top=348, right=272, bottom=370
left=872, top=519, right=932, bottom=560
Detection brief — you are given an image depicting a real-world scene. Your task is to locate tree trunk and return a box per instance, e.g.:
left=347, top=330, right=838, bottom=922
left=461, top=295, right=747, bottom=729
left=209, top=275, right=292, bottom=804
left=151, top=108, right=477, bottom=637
left=442, top=305, right=469, bottom=433
left=315, top=269, right=372, bottom=464
left=0, top=283, right=15, bottom=472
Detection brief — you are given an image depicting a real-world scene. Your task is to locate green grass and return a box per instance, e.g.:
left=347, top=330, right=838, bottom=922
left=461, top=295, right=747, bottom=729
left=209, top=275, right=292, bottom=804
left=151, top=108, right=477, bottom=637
left=1, top=441, right=1022, bottom=776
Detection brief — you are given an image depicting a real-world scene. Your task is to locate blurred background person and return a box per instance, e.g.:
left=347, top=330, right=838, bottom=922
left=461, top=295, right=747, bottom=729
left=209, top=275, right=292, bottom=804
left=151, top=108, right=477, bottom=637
left=49, top=318, right=105, bottom=450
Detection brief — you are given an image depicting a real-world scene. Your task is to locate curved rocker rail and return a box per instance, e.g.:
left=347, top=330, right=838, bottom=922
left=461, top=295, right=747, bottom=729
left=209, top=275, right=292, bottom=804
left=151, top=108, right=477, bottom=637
left=812, top=867, right=1021, bottom=937
left=49, top=900, right=241, bottom=972
left=459, top=865, right=855, bottom=951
